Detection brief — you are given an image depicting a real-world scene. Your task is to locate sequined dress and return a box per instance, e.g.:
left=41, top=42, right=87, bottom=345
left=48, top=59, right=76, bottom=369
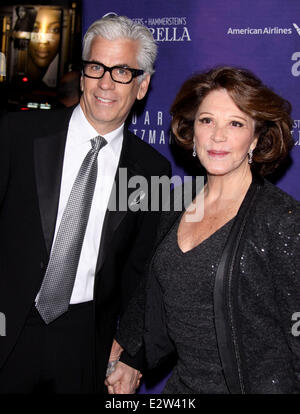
left=151, top=214, right=234, bottom=393
left=116, top=178, right=300, bottom=393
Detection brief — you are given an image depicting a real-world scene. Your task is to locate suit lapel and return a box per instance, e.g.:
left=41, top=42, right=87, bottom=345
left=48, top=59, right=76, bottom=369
left=34, top=109, right=73, bottom=255
left=95, top=129, right=141, bottom=274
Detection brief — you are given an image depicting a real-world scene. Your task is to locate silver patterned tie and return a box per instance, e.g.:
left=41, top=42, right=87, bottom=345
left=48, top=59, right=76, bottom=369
left=36, top=136, right=107, bottom=324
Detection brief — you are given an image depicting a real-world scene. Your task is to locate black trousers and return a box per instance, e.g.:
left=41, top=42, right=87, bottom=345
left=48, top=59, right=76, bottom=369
left=0, top=301, right=97, bottom=394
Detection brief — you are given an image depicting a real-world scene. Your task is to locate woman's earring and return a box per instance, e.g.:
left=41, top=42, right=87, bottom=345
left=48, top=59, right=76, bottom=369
left=248, top=148, right=253, bottom=164
left=193, top=141, right=197, bottom=157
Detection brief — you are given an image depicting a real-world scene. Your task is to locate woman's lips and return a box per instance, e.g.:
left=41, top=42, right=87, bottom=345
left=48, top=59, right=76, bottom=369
left=207, top=150, right=230, bottom=158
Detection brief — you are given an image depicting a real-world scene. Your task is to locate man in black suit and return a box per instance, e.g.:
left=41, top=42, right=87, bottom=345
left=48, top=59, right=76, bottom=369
left=0, top=15, right=170, bottom=393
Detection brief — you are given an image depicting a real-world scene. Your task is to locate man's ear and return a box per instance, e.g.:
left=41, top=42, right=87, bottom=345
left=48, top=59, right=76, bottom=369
left=137, top=74, right=151, bottom=101
left=80, top=74, right=84, bottom=92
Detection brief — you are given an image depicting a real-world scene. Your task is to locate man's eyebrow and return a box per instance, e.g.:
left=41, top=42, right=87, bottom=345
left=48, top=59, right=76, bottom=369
left=86, top=60, right=131, bottom=68
left=110, top=64, right=131, bottom=68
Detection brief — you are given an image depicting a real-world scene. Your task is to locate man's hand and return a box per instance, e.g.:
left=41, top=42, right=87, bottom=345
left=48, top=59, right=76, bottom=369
left=109, top=339, right=123, bottom=361
left=105, top=361, right=142, bottom=394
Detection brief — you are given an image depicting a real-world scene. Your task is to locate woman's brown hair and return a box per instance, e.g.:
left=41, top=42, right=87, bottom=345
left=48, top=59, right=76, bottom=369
left=171, top=66, right=294, bottom=175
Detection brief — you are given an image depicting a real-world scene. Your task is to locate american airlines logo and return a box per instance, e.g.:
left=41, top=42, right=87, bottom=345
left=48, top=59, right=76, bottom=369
left=293, top=23, right=300, bottom=36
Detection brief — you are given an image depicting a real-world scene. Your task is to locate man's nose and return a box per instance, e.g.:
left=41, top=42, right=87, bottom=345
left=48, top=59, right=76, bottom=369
left=97, top=70, right=115, bottom=89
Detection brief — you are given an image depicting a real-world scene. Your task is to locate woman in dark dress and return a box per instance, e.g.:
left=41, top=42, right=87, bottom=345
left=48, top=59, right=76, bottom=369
left=110, top=66, right=300, bottom=394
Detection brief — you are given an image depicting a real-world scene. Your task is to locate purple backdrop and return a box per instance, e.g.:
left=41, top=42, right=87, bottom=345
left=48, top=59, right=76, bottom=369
left=82, top=0, right=300, bottom=392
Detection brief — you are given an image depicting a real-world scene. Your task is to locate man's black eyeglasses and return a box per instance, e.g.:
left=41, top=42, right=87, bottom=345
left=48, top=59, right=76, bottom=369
left=82, top=61, right=144, bottom=84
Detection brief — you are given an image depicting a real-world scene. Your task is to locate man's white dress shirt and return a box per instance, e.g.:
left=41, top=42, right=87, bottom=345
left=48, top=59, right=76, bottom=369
left=36, top=104, right=124, bottom=304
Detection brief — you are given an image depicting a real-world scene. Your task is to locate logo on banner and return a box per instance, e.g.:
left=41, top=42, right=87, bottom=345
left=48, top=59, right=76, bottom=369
left=292, top=120, right=300, bottom=147
left=103, top=13, right=191, bottom=42
left=227, top=26, right=292, bottom=35
left=227, top=22, right=300, bottom=37
left=291, top=52, right=300, bottom=77
left=290, top=24, right=300, bottom=77
left=293, top=23, right=300, bottom=36
left=130, top=110, right=171, bottom=146
left=144, top=17, right=191, bottom=42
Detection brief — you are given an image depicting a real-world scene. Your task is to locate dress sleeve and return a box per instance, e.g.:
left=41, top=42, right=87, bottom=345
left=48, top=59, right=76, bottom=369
left=143, top=268, right=176, bottom=370
left=272, top=207, right=300, bottom=390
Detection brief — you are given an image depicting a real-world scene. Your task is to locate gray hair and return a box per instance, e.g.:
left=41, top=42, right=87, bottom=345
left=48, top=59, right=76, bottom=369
left=82, top=15, right=157, bottom=76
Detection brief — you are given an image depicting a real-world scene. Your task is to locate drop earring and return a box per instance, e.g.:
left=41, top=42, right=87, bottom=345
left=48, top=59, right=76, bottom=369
left=248, top=148, right=253, bottom=164
left=193, top=141, right=197, bottom=157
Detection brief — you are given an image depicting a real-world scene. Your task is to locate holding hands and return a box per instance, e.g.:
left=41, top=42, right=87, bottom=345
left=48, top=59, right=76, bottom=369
left=105, top=340, right=142, bottom=394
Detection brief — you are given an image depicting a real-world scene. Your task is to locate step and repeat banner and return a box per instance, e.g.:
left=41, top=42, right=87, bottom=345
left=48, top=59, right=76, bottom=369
left=83, top=0, right=300, bottom=392
left=83, top=0, right=300, bottom=202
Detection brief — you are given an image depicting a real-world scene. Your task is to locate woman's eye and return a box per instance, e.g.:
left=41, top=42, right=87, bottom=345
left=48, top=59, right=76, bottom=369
left=199, top=117, right=211, bottom=124
left=49, top=26, right=60, bottom=34
left=231, top=120, right=243, bottom=127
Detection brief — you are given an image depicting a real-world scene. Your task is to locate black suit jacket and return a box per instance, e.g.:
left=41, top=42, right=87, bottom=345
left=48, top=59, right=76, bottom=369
left=0, top=107, right=171, bottom=391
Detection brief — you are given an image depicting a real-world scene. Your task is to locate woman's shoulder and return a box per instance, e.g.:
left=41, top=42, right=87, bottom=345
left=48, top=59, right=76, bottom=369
left=255, top=178, right=300, bottom=229
left=260, top=179, right=300, bottom=210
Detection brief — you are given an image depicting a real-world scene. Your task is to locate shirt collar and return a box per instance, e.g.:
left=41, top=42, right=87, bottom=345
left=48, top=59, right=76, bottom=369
left=69, top=104, right=124, bottom=153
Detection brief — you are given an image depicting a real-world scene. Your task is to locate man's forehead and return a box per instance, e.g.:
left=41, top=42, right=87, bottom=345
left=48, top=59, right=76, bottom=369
left=89, top=36, right=139, bottom=61
left=90, top=36, right=139, bottom=50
